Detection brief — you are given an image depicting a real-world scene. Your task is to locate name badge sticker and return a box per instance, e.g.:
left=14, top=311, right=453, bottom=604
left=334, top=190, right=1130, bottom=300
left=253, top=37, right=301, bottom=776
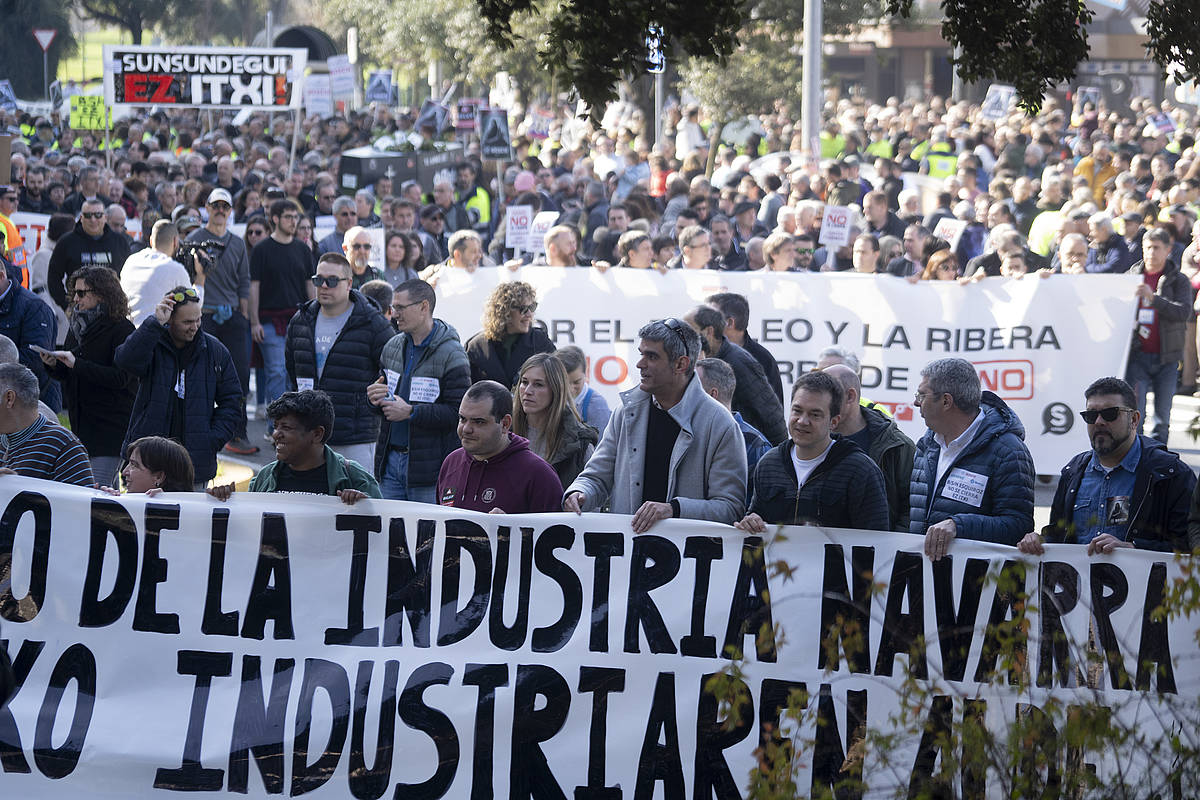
left=296, top=377, right=315, bottom=392
left=942, top=468, right=988, bottom=507
left=410, top=376, right=440, bottom=403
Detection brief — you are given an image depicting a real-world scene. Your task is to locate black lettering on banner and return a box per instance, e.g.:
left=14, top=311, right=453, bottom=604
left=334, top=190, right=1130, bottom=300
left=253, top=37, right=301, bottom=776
left=961, top=699, right=987, bottom=800
left=396, top=662, right=459, bottom=800
left=490, top=526, right=533, bottom=651
left=576, top=666, right=624, bottom=800
left=973, top=560, right=1027, bottom=685
left=79, top=498, right=138, bottom=628
left=531, top=525, right=582, bottom=653
left=0, top=639, right=44, bottom=772
left=438, top=519, right=492, bottom=647
left=1013, top=703, right=1061, bottom=796
left=325, top=514, right=383, bottom=647
left=625, top=535, right=680, bottom=655
left=511, top=664, right=571, bottom=800
left=907, top=696, right=988, bottom=800
left=722, top=536, right=777, bottom=662
left=907, top=694, right=951, bottom=797
left=758, top=678, right=807, bottom=770
left=290, top=658, right=350, bottom=796
left=1136, top=562, right=1176, bottom=693
left=133, top=503, right=181, bottom=634
left=202, top=507, right=239, bottom=636
left=812, top=685, right=866, bottom=800
left=680, top=536, right=722, bottom=659
left=32, top=643, right=97, bottom=780
left=818, top=544, right=874, bottom=673
left=634, top=672, right=684, bottom=800
left=0, top=491, right=52, bottom=623
left=1037, top=562, right=1081, bottom=689
left=463, top=663, right=509, bottom=800
left=1089, top=562, right=1131, bottom=690
left=154, top=650, right=233, bottom=791
left=932, top=557, right=988, bottom=682
left=694, top=671, right=752, bottom=800
left=348, top=660, right=399, bottom=799
left=584, top=533, right=624, bottom=652
left=875, top=551, right=927, bottom=679
left=383, top=517, right=435, bottom=647
left=242, top=513, right=295, bottom=640
left=228, top=655, right=294, bottom=794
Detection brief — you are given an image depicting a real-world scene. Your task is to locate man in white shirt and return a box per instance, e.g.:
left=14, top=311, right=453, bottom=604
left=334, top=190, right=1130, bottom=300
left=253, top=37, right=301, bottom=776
left=119, top=220, right=196, bottom=324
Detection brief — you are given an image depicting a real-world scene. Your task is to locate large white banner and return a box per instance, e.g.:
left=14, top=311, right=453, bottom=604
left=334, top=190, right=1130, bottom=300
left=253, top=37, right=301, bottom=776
left=435, top=269, right=1139, bottom=474
left=0, top=480, right=1195, bottom=798
left=103, top=46, right=307, bottom=110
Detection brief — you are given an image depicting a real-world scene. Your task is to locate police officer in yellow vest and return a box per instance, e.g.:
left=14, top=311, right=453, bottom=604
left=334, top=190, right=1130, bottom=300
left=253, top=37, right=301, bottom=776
left=454, top=161, right=491, bottom=235
left=920, top=130, right=958, bottom=179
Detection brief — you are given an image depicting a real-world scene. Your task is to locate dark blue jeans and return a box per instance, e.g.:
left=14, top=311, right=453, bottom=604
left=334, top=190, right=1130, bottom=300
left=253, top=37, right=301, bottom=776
left=1126, top=349, right=1177, bottom=444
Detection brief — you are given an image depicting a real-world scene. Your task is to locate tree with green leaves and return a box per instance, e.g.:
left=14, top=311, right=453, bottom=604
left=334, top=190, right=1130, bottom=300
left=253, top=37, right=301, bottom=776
left=471, top=0, right=1200, bottom=117
left=74, top=0, right=185, bottom=45
left=0, top=0, right=78, bottom=100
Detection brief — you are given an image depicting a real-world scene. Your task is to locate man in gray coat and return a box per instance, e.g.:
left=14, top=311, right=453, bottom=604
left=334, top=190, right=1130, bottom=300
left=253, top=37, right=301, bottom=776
left=564, top=318, right=747, bottom=532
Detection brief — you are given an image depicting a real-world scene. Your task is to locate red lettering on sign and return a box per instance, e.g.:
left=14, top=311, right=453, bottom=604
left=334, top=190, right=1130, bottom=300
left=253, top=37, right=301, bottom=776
left=974, top=359, right=1034, bottom=400
left=593, top=356, right=628, bottom=386
left=123, top=74, right=150, bottom=103
left=147, top=74, right=175, bottom=103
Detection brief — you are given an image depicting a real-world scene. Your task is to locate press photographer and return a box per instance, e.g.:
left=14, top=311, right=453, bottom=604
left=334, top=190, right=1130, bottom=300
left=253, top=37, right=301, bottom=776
left=186, top=188, right=256, bottom=455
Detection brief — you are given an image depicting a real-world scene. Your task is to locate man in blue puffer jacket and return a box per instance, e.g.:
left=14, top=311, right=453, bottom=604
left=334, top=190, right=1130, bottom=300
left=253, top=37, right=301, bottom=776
left=115, top=286, right=242, bottom=487
left=909, top=357, right=1035, bottom=559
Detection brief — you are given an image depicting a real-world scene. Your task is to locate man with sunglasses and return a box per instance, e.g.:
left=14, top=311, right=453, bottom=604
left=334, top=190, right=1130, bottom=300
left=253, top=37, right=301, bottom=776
left=47, top=198, right=130, bottom=311
left=285, top=253, right=393, bottom=471
left=115, top=286, right=242, bottom=489
left=1021, top=378, right=1193, bottom=555
left=564, top=318, right=747, bottom=531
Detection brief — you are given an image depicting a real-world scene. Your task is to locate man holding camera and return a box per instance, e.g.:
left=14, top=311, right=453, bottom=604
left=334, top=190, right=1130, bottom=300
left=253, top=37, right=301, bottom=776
left=120, top=220, right=193, bottom=324
left=187, top=188, right=255, bottom=454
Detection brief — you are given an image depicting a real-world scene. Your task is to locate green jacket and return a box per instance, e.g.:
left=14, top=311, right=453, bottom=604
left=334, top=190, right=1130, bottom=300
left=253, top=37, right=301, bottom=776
left=249, top=445, right=382, bottom=497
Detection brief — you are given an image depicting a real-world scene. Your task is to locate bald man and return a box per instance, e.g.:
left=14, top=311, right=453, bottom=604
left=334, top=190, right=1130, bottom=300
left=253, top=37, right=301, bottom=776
left=824, top=363, right=916, bottom=531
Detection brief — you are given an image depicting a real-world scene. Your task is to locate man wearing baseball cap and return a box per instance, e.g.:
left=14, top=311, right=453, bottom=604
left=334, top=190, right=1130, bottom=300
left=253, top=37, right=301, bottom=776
left=187, top=187, right=256, bottom=454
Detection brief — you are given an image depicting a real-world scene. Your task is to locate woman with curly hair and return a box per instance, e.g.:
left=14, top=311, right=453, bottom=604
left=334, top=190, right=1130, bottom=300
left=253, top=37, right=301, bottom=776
left=511, top=353, right=599, bottom=488
left=39, top=266, right=136, bottom=484
left=464, top=280, right=555, bottom=387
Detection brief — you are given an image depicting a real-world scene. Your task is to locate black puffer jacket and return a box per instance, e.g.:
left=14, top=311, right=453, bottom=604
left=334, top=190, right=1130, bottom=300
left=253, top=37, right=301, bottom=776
left=285, top=291, right=394, bottom=446
left=47, top=314, right=136, bottom=458
left=749, top=437, right=891, bottom=531
left=115, top=318, right=241, bottom=483
left=465, top=325, right=555, bottom=389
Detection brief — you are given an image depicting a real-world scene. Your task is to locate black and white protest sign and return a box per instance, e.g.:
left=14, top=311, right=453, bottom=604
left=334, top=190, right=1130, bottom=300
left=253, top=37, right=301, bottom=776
left=103, top=46, right=306, bottom=109
left=0, top=479, right=1195, bottom=798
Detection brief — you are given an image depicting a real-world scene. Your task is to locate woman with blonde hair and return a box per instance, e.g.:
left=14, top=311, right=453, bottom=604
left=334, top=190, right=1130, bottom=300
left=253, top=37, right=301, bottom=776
left=464, top=281, right=555, bottom=387
left=512, top=353, right=599, bottom=488
left=920, top=248, right=960, bottom=280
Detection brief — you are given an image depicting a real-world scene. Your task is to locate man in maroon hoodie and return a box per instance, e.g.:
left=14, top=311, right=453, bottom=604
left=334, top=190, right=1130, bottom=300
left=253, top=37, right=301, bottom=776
left=437, top=380, right=563, bottom=513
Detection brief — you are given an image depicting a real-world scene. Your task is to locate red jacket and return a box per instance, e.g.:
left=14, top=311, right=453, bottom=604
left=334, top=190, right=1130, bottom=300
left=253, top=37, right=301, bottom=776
left=436, top=432, right=563, bottom=513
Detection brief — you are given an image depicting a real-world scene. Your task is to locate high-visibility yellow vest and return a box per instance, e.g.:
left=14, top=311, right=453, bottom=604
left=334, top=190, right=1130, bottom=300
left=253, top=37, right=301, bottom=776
left=924, top=143, right=958, bottom=179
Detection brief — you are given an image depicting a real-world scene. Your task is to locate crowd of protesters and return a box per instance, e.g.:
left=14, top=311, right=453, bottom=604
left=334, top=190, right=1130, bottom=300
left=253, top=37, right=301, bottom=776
left=1, top=83, right=1200, bottom=554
